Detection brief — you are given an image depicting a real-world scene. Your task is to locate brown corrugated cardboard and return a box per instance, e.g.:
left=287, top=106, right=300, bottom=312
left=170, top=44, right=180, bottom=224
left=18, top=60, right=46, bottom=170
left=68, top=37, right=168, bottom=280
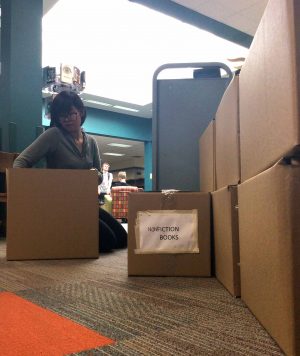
left=212, top=186, right=240, bottom=297
left=238, top=160, right=300, bottom=356
left=6, top=168, right=99, bottom=260
left=239, top=0, right=300, bottom=182
left=199, top=120, right=215, bottom=192
left=128, top=192, right=211, bottom=276
left=215, top=76, right=240, bottom=189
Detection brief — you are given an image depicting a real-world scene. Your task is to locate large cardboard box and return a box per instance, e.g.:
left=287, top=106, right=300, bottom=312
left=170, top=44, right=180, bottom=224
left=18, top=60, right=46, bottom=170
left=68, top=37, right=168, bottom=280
left=6, top=168, right=99, bottom=260
left=238, top=161, right=300, bottom=356
left=239, top=0, right=300, bottom=182
left=199, top=120, right=215, bottom=192
left=128, top=192, right=211, bottom=276
left=212, top=186, right=240, bottom=297
left=215, top=76, right=240, bottom=189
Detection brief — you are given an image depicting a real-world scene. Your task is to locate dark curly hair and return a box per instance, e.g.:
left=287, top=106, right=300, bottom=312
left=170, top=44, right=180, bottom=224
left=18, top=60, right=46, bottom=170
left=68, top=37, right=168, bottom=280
left=49, top=91, right=86, bottom=127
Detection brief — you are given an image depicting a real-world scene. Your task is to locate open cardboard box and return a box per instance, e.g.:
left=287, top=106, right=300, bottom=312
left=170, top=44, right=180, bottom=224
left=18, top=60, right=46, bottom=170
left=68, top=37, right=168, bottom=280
left=6, top=168, right=99, bottom=260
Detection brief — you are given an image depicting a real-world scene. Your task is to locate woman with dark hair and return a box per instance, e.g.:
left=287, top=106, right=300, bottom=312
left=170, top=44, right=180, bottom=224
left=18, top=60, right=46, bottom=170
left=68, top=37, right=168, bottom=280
left=13, top=90, right=127, bottom=252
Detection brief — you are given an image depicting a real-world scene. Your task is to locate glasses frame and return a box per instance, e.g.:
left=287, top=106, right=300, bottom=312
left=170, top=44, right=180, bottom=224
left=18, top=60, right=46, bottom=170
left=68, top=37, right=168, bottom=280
left=59, top=111, right=80, bottom=121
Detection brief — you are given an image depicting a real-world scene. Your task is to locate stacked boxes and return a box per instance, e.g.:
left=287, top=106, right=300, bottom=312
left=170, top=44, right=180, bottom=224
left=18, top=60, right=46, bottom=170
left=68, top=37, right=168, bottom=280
left=211, top=186, right=240, bottom=297
left=238, top=0, right=300, bottom=354
left=215, top=76, right=240, bottom=190
left=199, top=1, right=300, bottom=352
left=213, top=76, right=241, bottom=297
left=200, top=75, right=241, bottom=297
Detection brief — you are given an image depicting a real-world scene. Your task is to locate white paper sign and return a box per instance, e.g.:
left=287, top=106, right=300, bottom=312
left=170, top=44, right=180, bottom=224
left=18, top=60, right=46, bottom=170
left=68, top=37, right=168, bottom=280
left=135, top=210, right=199, bottom=254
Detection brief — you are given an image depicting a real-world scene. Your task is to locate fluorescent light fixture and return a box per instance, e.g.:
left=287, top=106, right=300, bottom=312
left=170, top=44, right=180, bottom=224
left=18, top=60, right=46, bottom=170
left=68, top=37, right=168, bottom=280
left=113, top=105, right=139, bottom=112
left=103, top=152, right=125, bottom=156
left=108, top=143, right=132, bottom=148
left=84, top=99, right=112, bottom=107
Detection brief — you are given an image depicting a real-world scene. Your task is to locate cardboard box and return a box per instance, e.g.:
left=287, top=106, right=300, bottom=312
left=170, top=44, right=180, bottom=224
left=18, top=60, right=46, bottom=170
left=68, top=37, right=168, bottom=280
left=199, top=120, right=215, bottom=192
left=212, top=185, right=240, bottom=297
left=239, top=0, right=300, bottom=182
left=238, top=160, right=300, bottom=356
left=6, top=168, right=99, bottom=260
left=128, top=192, right=211, bottom=276
left=215, top=76, right=240, bottom=189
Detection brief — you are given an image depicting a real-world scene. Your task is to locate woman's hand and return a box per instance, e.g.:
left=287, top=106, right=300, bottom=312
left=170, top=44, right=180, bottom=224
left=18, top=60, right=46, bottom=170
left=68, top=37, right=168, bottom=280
left=90, top=168, right=103, bottom=184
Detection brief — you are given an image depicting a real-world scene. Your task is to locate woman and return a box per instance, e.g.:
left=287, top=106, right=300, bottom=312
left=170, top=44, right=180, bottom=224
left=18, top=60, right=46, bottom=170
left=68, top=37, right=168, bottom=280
left=13, top=90, right=127, bottom=252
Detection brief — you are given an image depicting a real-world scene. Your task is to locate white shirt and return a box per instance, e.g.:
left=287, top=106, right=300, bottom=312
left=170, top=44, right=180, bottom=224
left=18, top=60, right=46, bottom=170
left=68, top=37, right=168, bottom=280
left=98, top=171, right=113, bottom=194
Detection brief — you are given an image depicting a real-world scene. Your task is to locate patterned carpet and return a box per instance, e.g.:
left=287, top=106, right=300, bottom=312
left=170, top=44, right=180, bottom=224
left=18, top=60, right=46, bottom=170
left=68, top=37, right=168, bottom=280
left=0, top=238, right=284, bottom=355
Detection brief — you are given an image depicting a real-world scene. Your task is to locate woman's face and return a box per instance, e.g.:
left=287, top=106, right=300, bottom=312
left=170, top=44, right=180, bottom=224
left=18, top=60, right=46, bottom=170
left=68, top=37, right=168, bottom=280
left=58, top=106, right=82, bottom=133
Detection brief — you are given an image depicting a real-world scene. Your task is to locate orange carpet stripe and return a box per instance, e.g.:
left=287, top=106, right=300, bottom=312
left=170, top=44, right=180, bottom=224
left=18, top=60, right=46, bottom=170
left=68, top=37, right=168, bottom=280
left=0, top=291, right=115, bottom=356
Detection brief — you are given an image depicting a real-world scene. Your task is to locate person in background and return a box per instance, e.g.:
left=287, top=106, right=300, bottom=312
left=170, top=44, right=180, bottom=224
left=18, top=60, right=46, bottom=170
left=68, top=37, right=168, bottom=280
left=113, top=171, right=129, bottom=186
left=13, top=90, right=127, bottom=252
left=98, top=162, right=113, bottom=204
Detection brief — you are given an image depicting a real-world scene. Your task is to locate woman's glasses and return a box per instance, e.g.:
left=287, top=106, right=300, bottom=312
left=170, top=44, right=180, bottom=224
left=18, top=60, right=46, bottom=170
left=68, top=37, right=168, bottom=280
left=59, top=112, right=79, bottom=121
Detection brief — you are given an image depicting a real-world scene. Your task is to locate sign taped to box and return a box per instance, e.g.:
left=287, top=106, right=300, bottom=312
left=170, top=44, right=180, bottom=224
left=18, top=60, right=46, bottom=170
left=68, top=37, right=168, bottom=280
left=134, top=209, right=199, bottom=254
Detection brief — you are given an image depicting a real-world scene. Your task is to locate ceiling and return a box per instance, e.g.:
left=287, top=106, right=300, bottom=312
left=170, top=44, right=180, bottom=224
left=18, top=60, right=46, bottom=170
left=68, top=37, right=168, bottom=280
left=92, top=135, right=144, bottom=169
left=42, top=0, right=268, bottom=170
left=43, top=0, right=268, bottom=37
left=170, top=0, right=268, bottom=36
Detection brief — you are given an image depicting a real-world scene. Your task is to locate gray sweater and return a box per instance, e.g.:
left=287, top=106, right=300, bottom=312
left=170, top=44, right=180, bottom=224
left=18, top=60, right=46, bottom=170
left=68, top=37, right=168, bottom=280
left=13, top=127, right=101, bottom=171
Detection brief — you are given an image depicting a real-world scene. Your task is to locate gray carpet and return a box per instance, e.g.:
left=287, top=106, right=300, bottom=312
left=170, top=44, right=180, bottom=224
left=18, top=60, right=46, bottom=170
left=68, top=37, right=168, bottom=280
left=0, top=238, right=284, bottom=355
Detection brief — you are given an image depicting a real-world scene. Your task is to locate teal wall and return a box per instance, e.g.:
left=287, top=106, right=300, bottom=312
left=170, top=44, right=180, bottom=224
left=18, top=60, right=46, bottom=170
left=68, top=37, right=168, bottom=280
left=42, top=106, right=152, bottom=142
left=84, top=108, right=151, bottom=141
left=0, top=0, right=43, bottom=152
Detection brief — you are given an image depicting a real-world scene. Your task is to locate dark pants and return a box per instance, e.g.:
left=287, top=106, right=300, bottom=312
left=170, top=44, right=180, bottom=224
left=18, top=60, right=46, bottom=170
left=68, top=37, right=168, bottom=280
left=99, top=208, right=127, bottom=252
left=98, top=192, right=106, bottom=204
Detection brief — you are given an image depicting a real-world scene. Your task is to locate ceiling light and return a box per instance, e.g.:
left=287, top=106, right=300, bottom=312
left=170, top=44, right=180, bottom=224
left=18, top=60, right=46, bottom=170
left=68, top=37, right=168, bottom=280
left=108, top=143, right=132, bottom=148
left=113, top=105, right=139, bottom=112
left=103, top=152, right=125, bottom=156
left=84, top=99, right=112, bottom=107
